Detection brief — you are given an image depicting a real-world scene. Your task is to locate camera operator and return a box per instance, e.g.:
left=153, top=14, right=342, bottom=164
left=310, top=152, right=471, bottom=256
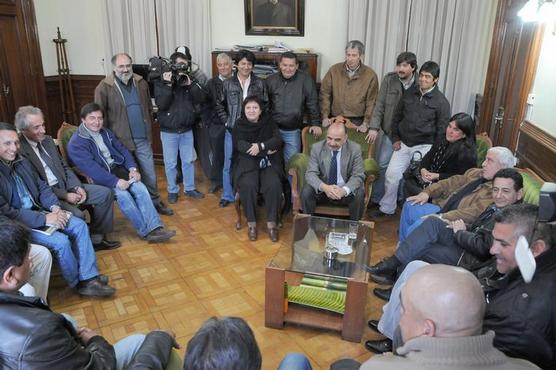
left=154, top=51, right=206, bottom=203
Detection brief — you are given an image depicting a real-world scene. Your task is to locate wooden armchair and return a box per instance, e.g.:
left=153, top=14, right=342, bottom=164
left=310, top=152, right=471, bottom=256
left=56, top=122, right=93, bottom=184
left=287, top=126, right=379, bottom=218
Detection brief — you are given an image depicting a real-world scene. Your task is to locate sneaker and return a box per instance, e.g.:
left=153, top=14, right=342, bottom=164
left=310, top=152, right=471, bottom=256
left=155, top=201, right=174, bottom=216
left=185, top=190, right=205, bottom=199
left=168, top=192, right=178, bottom=204
left=77, top=278, right=116, bottom=297
left=146, top=227, right=176, bottom=243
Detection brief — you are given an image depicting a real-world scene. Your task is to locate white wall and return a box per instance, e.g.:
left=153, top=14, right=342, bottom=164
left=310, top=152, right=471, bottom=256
left=35, top=0, right=106, bottom=76
left=528, top=29, right=556, bottom=136
left=34, top=0, right=348, bottom=80
left=210, top=0, right=348, bottom=80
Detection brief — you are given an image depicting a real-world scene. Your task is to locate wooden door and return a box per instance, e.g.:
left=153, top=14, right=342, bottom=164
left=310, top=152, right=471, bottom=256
left=0, top=0, right=47, bottom=123
left=479, top=0, right=543, bottom=149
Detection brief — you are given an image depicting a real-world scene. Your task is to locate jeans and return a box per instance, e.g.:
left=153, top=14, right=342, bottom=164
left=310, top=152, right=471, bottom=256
left=221, top=130, right=235, bottom=202
left=398, top=201, right=441, bottom=242
left=114, top=181, right=163, bottom=237
left=161, top=131, right=197, bottom=193
left=132, top=138, right=161, bottom=202
left=62, top=314, right=146, bottom=370
left=277, top=352, right=313, bottom=370
left=379, top=142, right=432, bottom=214
left=371, top=134, right=393, bottom=203
left=280, top=128, right=301, bottom=165
left=31, top=216, right=99, bottom=287
left=19, top=244, right=53, bottom=302
left=378, top=260, right=428, bottom=339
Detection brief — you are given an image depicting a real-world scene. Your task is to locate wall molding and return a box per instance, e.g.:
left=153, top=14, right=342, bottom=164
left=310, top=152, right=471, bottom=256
left=517, top=120, right=556, bottom=181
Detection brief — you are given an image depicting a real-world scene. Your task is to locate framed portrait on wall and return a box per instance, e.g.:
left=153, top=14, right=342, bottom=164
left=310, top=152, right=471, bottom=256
left=244, top=0, right=305, bottom=36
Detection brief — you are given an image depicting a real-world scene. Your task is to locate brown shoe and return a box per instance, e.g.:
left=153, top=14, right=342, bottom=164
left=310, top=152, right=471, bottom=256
left=248, top=226, right=257, bottom=241
left=146, top=227, right=176, bottom=243
left=268, top=227, right=279, bottom=242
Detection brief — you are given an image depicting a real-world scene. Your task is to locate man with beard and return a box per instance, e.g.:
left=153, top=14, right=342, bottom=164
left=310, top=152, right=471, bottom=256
left=366, top=52, right=418, bottom=205
left=95, top=53, right=173, bottom=216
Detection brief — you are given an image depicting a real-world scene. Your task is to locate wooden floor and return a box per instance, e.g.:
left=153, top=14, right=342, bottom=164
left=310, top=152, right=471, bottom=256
left=49, top=165, right=400, bottom=369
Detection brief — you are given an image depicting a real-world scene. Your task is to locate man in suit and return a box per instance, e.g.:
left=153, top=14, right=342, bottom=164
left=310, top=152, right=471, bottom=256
left=301, top=122, right=365, bottom=220
left=15, top=106, right=120, bottom=251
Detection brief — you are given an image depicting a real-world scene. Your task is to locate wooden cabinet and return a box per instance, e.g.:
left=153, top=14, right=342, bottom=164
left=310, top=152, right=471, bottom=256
left=211, top=51, right=318, bottom=81
left=0, top=0, right=47, bottom=124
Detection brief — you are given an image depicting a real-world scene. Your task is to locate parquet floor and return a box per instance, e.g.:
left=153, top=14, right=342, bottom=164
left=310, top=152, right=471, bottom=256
left=48, top=165, right=400, bottom=370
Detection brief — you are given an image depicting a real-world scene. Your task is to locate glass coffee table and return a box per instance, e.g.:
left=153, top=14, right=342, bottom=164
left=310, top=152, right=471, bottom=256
left=265, top=214, right=373, bottom=342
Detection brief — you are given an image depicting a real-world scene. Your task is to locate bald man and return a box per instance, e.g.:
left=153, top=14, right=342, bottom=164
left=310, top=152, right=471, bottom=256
left=301, top=122, right=365, bottom=220
left=360, top=264, right=539, bottom=370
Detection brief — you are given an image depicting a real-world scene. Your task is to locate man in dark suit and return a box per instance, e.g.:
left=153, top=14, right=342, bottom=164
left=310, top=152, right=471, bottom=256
left=15, top=106, right=120, bottom=251
left=301, top=122, right=365, bottom=220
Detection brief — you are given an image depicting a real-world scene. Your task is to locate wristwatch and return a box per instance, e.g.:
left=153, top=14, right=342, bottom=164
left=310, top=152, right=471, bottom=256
left=129, top=167, right=137, bottom=172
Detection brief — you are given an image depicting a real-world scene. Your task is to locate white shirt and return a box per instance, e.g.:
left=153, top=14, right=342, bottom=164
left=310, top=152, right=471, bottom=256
left=239, top=75, right=251, bottom=100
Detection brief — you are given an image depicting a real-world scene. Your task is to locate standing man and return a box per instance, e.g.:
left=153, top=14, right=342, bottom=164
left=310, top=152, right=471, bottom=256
left=371, top=61, right=451, bottom=218
left=320, top=40, right=378, bottom=130
left=15, top=106, right=120, bottom=251
left=301, top=122, right=365, bottom=220
left=265, top=51, right=321, bottom=165
left=366, top=52, right=418, bottom=205
left=214, top=49, right=268, bottom=208
left=202, top=52, right=233, bottom=194
left=95, top=52, right=173, bottom=215
left=154, top=50, right=206, bottom=203
left=0, top=122, right=115, bottom=297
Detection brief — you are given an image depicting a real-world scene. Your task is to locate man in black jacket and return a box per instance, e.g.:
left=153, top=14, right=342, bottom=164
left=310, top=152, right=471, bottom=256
left=265, top=51, right=321, bottom=165
left=369, top=168, right=524, bottom=284
left=0, top=218, right=180, bottom=369
left=202, top=52, right=233, bottom=194
left=154, top=51, right=207, bottom=204
left=372, top=61, right=451, bottom=217
left=15, top=105, right=120, bottom=251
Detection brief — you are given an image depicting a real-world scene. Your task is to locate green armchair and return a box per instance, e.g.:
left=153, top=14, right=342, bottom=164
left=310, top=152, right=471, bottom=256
left=287, top=126, right=379, bottom=218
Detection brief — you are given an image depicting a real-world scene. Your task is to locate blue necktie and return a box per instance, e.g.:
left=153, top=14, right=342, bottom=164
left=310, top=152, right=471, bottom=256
left=328, top=150, right=338, bottom=185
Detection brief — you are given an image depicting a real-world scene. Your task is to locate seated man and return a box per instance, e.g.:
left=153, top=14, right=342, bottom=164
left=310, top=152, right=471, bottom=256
left=358, top=264, right=539, bottom=370
left=68, top=103, right=175, bottom=243
left=15, top=105, right=120, bottom=251
left=398, top=146, right=516, bottom=241
left=0, top=122, right=114, bottom=297
left=369, top=168, right=523, bottom=284
left=0, top=218, right=181, bottom=369
left=366, top=204, right=555, bottom=370
left=301, top=122, right=365, bottom=220
left=184, top=316, right=312, bottom=370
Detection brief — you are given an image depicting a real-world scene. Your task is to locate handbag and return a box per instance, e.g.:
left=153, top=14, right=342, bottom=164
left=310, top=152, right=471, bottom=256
left=403, top=151, right=429, bottom=196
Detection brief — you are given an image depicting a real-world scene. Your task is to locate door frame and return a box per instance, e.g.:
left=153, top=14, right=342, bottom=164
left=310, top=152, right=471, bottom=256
left=478, top=0, right=544, bottom=150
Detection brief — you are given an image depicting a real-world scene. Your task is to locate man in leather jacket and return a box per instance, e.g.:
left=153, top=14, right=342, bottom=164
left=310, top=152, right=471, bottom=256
left=265, top=51, right=321, bottom=164
left=0, top=217, right=180, bottom=369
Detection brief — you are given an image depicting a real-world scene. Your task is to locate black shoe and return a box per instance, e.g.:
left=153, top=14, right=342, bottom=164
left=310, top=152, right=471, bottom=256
left=366, top=256, right=400, bottom=284
left=367, top=319, right=380, bottom=333
left=374, top=287, right=392, bottom=301
left=93, top=239, right=121, bottom=251
left=77, top=278, right=116, bottom=297
left=208, top=183, right=222, bottom=193
left=365, top=339, right=392, bottom=354
left=219, top=199, right=232, bottom=208
left=368, top=209, right=395, bottom=219
left=146, top=227, right=176, bottom=243
left=185, top=189, right=205, bottom=199
left=155, top=201, right=174, bottom=215
left=168, top=192, right=178, bottom=204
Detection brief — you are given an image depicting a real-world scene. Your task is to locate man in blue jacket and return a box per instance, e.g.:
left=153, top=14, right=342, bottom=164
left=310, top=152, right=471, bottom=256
left=68, top=103, right=175, bottom=243
left=0, top=122, right=114, bottom=297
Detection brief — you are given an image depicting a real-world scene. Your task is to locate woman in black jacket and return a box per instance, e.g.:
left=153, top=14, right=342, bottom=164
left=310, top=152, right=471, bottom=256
left=404, top=112, right=477, bottom=196
left=232, top=96, right=284, bottom=242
